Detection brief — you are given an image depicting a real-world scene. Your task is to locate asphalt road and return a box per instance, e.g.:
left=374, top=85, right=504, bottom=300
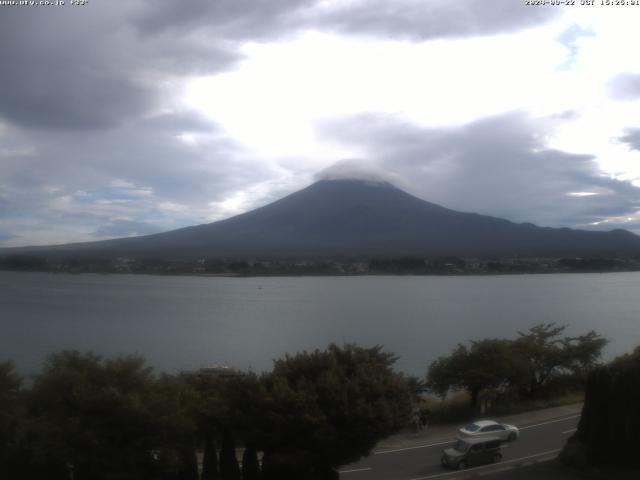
left=339, top=414, right=580, bottom=480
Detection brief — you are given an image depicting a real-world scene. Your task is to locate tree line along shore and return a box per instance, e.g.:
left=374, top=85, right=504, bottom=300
left=3, top=254, right=640, bottom=276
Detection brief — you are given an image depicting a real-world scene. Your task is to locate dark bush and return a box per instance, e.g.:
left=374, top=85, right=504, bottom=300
left=563, top=346, right=640, bottom=468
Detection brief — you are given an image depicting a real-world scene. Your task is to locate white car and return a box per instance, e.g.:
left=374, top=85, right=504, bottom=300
left=458, top=420, right=519, bottom=442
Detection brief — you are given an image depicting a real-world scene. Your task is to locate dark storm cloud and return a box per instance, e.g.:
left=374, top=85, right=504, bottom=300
left=319, top=112, right=640, bottom=229
left=0, top=6, right=145, bottom=130
left=608, top=73, right=640, bottom=101
left=132, top=0, right=317, bottom=40
left=0, top=4, right=235, bottom=131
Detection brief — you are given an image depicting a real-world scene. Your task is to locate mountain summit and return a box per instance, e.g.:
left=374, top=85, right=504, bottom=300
left=5, top=179, right=640, bottom=259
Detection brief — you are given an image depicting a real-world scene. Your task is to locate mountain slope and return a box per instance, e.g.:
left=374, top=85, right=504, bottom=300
left=4, top=179, right=640, bottom=259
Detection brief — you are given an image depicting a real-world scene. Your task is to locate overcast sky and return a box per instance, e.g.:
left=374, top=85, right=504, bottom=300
left=2, top=0, right=640, bottom=246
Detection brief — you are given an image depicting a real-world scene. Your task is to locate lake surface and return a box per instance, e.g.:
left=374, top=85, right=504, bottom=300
left=1, top=271, right=640, bottom=376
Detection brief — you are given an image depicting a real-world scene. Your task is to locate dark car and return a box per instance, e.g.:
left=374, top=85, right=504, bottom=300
left=441, top=436, right=503, bottom=470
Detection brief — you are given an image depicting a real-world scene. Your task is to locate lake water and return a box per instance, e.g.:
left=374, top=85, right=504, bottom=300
left=1, top=271, right=640, bottom=376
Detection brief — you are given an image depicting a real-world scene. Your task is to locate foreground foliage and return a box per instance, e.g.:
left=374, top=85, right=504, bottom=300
left=260, top=345, right=412, bottom=478
left=561, top=346, right=640, bottom=469
left=0, top=344, right=412, bottom=480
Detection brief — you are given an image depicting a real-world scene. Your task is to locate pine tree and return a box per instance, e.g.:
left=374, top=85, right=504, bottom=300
left=177, top=448, right=199, bottom=480
left=201, top=434, right=219, bottom=480
left=241, top=443, right=261, bottom=480
left=219, top=431, right=240, bottom=480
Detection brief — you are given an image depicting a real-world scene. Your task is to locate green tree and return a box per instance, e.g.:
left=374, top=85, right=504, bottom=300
left=187, top=370, right=265, bottom=479
left=0, top=361, right=23, bottom=477
left=201, top=434, right=219, bottom=480
left=184, top=371, right=225, bottom=480
left=219, top=431, right=241, bottom=480
left=260, top=344, right=412, bottom=479
left=27, top=351, right=198, bottom=480
left=242, top=443, right=261, bottom=480
left=514, top=324, right=607, bottom=396
left=426, top=339, right=515, bottom=410
left=427, top=325, right=608, bottom=410
left=561, top=346, right=640, bottom=468
left=217, top=373, right=266, bottom=446
left=151, top=373, right=201, bottom=479
left=561, top=330, right=608, bottom=380
left=176, top=448, right=199, bottom=480
left=513, top=323, right=568, bottom=396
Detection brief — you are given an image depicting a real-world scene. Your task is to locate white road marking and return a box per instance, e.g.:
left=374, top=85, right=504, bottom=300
left=518, top=414, right=581, bottom=430
left=374, top=440, right=457, bottom=455
left=408, top=448, right=562, bottom=480
left=562, top=428, right=577, bottom=434
left=339, top=467, right=373, bottom=474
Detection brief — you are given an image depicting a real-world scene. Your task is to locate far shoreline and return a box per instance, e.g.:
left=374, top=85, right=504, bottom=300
left=2, top=268, right=639, bottom=279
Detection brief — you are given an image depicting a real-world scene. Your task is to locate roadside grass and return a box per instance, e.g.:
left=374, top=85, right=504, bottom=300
left=421, top=392, right=474, bottom=425
left=421, top=391, right=584, bottom=425
left=488, top=392, right=584, bottom=416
